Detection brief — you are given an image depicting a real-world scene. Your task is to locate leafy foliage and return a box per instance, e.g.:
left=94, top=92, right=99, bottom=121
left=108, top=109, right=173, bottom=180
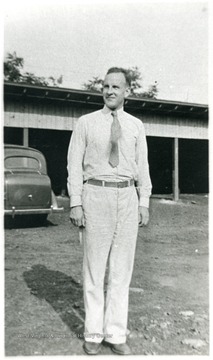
left=4, top=52, right=62, bottom=87
left=83, top=66, right=158, bottom=99
left=4, top=52, right=24, bottom=82
left=82, top=76, right=104, bottom=93
left=4, top=53, right=158, bottom=98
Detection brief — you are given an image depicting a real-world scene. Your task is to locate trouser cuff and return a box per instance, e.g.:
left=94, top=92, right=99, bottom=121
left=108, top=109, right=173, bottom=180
left=104, top=335, right=127, bottom=344
left=84, top=333, right=104, bottom=343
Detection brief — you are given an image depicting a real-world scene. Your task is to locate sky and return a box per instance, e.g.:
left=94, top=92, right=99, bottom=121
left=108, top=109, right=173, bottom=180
left=3, top=0, right=209, bottom=104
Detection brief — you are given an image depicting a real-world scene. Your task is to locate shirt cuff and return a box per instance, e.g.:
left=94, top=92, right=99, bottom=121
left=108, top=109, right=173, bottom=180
left=70, top=195, right=82, bottom=208
left=139, top=197, right=150, bottom=208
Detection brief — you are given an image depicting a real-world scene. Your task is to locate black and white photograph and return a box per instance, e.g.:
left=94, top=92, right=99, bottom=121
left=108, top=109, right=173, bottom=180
left=2, top=0, right=210, bottom=357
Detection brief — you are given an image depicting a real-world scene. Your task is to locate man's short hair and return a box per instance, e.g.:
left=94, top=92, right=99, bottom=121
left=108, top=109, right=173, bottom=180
left=106, top=67, right=131, bottom=87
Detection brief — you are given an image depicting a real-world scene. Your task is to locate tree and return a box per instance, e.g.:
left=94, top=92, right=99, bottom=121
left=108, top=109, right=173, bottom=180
left=4, top=52, right=63, bottom=87
left=82, top=66, right=158, bottom=99
left=140, top=82, right=158, bottom=99
left=82, top=76, right=104, bottom=93
left=4, top=52, right=24, bottom=82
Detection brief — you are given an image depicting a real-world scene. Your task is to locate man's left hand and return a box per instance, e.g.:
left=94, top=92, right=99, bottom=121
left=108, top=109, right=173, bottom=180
left=138, top=206, right=149, bottom=227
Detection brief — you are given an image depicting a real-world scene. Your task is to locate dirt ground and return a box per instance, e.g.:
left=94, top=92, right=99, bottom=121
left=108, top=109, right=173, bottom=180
left=4, top=194, right=209, bottom=356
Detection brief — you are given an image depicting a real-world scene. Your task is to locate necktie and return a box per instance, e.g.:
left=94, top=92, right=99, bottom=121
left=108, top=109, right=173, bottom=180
left=109, top=110, right=121, bottom=167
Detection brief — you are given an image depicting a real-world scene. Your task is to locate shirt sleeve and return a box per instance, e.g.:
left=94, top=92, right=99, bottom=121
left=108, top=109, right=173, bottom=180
left=135, top=122, right=152, bottom=208
left=67, top=117, right=87, bottom=207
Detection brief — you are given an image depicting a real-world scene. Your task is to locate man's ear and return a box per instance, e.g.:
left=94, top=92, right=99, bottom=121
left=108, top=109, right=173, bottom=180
left=125, top=87, right=131, bottom=98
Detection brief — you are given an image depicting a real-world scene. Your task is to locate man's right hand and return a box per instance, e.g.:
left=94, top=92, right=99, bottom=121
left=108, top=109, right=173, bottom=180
left=70, top=206, right=85, bottom=227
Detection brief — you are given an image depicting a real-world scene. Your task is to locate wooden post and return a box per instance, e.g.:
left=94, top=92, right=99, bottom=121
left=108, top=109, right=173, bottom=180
left=23, top=128, right=29, bottom=147
left=173, top=137, right=179, bottom=201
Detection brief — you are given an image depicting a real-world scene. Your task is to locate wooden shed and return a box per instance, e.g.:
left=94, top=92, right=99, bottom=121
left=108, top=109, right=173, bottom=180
left=4, top=82, right=209, bottom=199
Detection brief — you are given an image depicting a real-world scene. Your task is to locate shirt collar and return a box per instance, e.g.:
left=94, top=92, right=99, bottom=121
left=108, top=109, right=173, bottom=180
left=102, top=105, right=124, bottom=117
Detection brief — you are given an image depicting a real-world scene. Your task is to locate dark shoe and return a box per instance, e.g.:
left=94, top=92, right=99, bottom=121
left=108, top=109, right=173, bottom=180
left=111, top=343, right=132, bottom=355
left=83, top=341, right=102, bottom=355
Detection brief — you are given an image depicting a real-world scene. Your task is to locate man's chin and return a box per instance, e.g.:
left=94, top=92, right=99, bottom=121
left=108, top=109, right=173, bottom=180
left=105, top=101, right=117, bottom=110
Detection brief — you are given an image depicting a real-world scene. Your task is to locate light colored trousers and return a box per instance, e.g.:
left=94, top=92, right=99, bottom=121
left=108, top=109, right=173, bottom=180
left=82, top=182, right=139, bottom=344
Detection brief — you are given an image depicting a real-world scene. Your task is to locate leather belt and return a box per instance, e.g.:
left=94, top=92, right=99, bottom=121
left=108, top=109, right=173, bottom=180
left=85, top=179, right=134, bottom=188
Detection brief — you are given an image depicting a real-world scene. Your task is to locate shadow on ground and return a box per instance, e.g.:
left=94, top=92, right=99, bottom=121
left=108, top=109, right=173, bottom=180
left=23, top=265, right=85, bottom=338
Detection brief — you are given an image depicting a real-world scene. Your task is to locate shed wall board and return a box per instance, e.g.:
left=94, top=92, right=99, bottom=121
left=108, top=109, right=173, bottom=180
left=4, top=98, right=208, bottom=139
left=4, top=110, right=208, bottom=139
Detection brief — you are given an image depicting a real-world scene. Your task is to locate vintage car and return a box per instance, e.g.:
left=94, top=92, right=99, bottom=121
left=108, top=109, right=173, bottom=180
left=4, top=144, right=63, bottom=224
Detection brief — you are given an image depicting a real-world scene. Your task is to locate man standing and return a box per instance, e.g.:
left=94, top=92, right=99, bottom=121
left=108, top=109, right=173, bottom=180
left=67, top=67, right=152, bottom=355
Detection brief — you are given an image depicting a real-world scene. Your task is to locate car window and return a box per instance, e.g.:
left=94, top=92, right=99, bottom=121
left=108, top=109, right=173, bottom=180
left=5, top=156, right=40, bottom=170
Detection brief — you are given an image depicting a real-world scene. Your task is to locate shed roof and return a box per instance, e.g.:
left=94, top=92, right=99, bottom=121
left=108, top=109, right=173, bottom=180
left=4, top=82, right=208, bottom=120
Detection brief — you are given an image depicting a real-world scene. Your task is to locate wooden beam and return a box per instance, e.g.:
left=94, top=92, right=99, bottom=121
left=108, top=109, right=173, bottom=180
left=173, top=137, right=179, bottom=201
left=23, top=128, right=29, bottom=147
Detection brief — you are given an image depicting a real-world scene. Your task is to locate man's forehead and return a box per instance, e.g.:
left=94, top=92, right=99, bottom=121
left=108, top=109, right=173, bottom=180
left=104, top=72, right=126, bottom=85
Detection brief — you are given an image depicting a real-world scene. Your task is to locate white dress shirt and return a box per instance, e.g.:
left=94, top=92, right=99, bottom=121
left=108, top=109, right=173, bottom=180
left=67, top=106, right=152, bottom=208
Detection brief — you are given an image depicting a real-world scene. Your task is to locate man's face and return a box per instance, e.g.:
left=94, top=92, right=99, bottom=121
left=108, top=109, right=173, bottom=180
left=103, top=72, right=130, bottom=110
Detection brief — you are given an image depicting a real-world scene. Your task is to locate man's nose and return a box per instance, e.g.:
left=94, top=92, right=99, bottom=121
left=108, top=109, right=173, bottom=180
left=107, top=86, right=114, bottom=94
